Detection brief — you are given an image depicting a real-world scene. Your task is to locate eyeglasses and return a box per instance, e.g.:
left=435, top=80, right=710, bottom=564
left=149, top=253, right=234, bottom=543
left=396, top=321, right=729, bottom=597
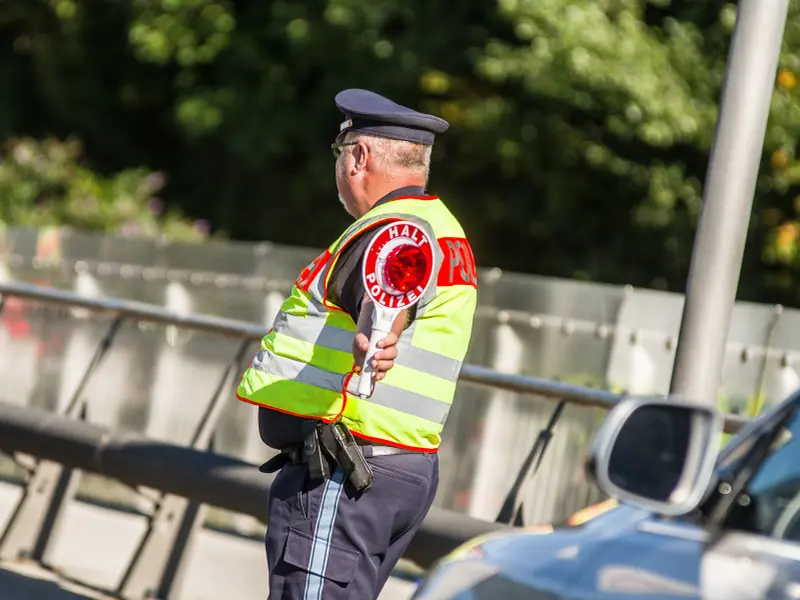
left=331, top=142, right=358, bottom=159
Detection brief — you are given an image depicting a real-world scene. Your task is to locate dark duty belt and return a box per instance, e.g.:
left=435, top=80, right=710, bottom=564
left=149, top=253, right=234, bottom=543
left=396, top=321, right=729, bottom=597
left=258, top=439, right=412, bottom=472
left=258, top=424, right=415, bottom=492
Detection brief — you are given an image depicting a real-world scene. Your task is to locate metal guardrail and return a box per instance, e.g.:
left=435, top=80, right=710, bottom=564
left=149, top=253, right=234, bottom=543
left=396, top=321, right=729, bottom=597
left=2, top=252, right=694, bottom=349
left=0, top=281, right=750, bottom=429
left=0, top=280, right=752, bottom=599
left=0, top=401, right=504, bottom=570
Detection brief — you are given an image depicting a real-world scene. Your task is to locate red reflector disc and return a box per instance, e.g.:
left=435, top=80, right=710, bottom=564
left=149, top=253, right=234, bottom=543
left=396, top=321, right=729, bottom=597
left=383, top=245, right=427, bottom=293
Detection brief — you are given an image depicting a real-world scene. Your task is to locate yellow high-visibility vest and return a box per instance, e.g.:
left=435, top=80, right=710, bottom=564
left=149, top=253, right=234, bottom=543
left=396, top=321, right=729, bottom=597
left=236, top=194, right=477, bottom=451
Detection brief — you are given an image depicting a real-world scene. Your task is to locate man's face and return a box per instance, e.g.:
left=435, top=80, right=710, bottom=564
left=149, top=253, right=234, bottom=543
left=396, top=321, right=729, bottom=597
left=335, top=140, right=360, bottom=218
left=335, top=152, right=349, bottom=211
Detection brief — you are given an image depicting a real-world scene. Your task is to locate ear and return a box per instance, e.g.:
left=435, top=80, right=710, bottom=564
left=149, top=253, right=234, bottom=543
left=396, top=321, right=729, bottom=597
left=350, top=140, right=370, bottom=175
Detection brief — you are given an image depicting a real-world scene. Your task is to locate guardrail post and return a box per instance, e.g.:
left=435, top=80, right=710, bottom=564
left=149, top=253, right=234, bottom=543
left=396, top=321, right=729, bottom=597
left=0, top=257, right=10, bottom=284
left=495, top=400, right=566, bottom=525
left=466, top=314, right=525, bottom=520
left=0, top=316, right=123, bottom=564
left=117, top=341, right=249, bottom=600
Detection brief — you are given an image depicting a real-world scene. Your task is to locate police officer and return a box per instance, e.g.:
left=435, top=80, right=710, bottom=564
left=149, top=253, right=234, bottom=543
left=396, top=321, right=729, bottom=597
left=236, top=88, right=478, bottom=600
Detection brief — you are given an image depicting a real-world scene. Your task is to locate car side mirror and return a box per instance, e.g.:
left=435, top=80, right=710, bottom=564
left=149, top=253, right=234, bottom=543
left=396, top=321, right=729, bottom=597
left=586, top=397, right=723, bottom=516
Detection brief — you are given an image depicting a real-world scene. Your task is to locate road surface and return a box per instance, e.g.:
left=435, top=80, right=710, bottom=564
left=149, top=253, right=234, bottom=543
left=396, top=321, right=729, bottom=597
left=0, top=480, right=418, bottom=599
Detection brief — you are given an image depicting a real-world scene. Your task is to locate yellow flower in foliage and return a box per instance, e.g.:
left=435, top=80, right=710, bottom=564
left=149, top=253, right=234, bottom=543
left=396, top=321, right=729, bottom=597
left=420, top=70, right=451, bottom=95
left=772, top=149, right=791, bottom=169
left=778, top=69, right=797, bottom=91
left=776, top=221, right=800, bottom=255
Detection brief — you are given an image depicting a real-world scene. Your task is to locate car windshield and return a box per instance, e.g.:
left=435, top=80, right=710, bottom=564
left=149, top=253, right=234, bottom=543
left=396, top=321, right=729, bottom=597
left=715, top=399, right=797, bottom=477
left=707, top=396, right=800, bottom=540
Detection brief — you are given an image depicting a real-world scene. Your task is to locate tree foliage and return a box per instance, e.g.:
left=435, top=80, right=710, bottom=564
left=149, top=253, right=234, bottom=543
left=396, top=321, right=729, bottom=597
left=0, top=137, right=209, bottom=241
left=3, top=0, right=800, bottom=303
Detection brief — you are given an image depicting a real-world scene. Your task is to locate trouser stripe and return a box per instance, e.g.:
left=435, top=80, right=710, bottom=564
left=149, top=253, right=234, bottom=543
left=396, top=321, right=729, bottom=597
left=303, top=468, right=345, bottom=600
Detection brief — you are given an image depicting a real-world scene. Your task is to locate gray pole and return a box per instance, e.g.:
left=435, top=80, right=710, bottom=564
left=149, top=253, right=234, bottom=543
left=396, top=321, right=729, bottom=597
left=669, top=0, right=790, bottom=407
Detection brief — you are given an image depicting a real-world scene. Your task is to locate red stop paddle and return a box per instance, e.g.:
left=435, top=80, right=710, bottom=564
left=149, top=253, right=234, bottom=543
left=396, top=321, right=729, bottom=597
left=354, top=220, right=435, bottom=398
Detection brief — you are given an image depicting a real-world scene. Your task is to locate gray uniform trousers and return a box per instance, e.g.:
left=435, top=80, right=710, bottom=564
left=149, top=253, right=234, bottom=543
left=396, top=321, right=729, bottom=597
left=265, top=449, right=439, bottom=599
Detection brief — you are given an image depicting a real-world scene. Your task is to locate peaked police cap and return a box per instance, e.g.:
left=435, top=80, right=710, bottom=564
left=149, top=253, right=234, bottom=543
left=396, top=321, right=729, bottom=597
left=335, top=89, right=449, bottom=146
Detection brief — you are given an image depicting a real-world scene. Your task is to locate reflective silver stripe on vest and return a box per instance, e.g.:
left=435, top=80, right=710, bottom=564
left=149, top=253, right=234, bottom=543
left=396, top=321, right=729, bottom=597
left=252, top=349, right=344, bottom=393
left=272, top=311, right=462, bottom=381
left=363, top=380, right=451, bottom=425
left=273, top=310, right=354, bottom=354
left=250, top=349, right=452, bottom=424
left=394, top=342, right=461, bottom=381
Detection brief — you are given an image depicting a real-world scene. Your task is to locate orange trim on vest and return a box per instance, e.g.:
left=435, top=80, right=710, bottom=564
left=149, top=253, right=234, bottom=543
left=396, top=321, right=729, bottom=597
left=386, top=195, right=438, bottom=202
left=296, top=250, right=331, bottom=292
left=236, top=391, right=438, bottom=453
left=350, top=429, right=438, bottom=453
left=236, top=392, right=337, bottom=424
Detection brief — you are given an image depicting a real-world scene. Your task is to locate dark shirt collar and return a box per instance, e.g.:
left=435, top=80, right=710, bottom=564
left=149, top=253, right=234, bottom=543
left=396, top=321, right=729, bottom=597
left=371, top=186, right=427, bottom=211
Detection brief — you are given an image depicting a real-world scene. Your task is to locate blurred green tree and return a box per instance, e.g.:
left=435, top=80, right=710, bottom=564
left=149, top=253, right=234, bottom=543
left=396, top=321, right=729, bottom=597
left=3, top=0, right=800, bottom=304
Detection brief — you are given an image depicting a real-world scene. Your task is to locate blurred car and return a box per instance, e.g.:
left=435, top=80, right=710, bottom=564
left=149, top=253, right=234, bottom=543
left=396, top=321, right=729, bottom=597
left=412, top=390, right=800, bottom=599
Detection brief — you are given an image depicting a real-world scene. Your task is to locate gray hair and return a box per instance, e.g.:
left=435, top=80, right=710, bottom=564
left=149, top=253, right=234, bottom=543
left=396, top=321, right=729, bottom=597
left=343, top=132, right=432, bottom=182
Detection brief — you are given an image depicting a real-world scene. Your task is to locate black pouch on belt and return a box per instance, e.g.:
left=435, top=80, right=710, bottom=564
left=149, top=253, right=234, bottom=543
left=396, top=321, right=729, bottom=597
left=303, top=428, right=331, bottom=481
left=319, top=422, right=374, bottom=493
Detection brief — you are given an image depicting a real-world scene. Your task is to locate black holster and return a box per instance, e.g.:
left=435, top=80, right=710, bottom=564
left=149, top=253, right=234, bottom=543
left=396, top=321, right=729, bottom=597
left=304, top=427, right=331, bottom=481
left=318, top=422, right=374, bottom=493
left=258, top=434, right=329, bottom=478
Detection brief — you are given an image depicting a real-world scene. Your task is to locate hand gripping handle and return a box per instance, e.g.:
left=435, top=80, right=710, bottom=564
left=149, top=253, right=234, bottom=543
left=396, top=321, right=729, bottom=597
left=356, top=322, right=390, bottom=398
